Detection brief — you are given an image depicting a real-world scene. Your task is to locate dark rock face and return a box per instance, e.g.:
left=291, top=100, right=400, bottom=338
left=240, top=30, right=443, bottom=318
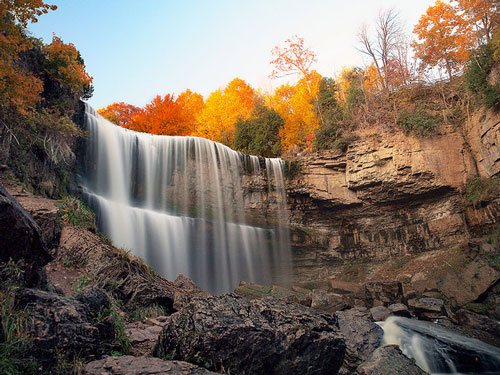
left=354, top=345, right=428, bottom=375
left=456, top=309, right=500, bottom=346
left=13, top=288, right=112, bottom=367
left=154, top=294, right=346, bottom=375
left=0, top=183, right=51, bottom=286
left=389, top=303, right=411, bottom=318
left=76, top=286, right=112, bottom=320
left=364, top=281, right=403, bottom=307
left=85, top=356, right=218, bottom=375
left=335, top=308, right=383, bottom=375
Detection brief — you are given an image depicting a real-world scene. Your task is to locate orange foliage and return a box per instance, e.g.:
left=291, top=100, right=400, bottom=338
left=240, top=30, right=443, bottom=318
left=97, top=102, right=141, bottom=128
left=455, top=0, right=499, bottom=42
left=413, top=0, right=474, bottom=80
left=176, top=89, right=205, bottom=135
left=270, top=35, right=317, bottom=83
left=44, top=34, right=93, bottom=92
left=268, top=71, right=322, bottom=151
left=0, top=0, right=56, bottom=112
left=194, top=78, right=255, bottom=145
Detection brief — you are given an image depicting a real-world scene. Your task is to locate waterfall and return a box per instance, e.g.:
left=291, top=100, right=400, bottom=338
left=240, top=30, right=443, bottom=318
left=78, top=105, right=292, bottom=294
left=380, top=316, right=500, bottom=374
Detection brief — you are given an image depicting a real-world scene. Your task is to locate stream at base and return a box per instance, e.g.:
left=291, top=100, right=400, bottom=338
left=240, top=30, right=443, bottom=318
left=380, top=316, right=500, bottom=374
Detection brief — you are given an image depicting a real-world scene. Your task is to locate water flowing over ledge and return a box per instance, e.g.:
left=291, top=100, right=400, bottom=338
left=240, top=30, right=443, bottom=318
left=77, top=105, right=292, bottom=294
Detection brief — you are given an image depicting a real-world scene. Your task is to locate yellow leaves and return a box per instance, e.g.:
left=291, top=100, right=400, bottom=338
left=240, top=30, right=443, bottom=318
left=194, top=78, right=255, bottom=145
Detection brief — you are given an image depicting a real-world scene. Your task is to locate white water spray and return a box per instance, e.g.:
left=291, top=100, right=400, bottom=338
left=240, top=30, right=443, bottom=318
left=78, top=105, right=292, bottom=294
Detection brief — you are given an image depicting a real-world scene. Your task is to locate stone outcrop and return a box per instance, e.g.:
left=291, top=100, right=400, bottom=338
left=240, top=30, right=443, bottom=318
left=13, top=288, right=113, bottom=368
left=336, top=308, right=383, bottom=375
left=364, top=281, right=403, bottom=307
left=407, top=297, right=446, bottom=320
left=85, top=356, right=218, bottom=375
left=153, top=294, right=346, bottom=375
left=0, top=183, right=51, bottom=286
left=58, top=225, right=183, bottom=313
left=354, top=345, right=428, bottom=375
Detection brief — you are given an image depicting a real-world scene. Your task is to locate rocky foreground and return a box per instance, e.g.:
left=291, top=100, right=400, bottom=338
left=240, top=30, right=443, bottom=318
left=0, top=178, right=499, bottom=374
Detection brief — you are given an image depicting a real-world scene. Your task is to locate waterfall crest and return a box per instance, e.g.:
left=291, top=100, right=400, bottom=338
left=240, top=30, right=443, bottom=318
left=78, top=105, right=292, bottom=294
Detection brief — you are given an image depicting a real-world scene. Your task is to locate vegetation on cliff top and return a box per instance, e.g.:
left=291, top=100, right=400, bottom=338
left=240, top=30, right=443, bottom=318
left=96, top=1, right=499, bottom=157
left=0, top=1, right=93, bottom=198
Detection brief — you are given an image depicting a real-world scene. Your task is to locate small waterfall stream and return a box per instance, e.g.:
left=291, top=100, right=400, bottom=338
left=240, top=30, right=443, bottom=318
left=78, top=105, right=292, bottom=294
left=380, top=316, right=500, bottom=374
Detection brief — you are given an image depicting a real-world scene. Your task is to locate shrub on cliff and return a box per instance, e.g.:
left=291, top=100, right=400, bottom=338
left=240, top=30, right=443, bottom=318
left=465, top=41, right=500, bottom=109
left=397, top=108, right=440, bottom=137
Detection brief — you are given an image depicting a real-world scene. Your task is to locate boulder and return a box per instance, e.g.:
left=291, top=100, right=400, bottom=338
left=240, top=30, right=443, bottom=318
left=388, top=303, right=411, bottom=318
left=364, top=281, right=403, bottom=307
left=329, top=280, right=362, bottom=295
left=370, top=306, right=391, bottom=321
left=13, top=288, right=112, bottom=368
left=85, top=356, right=218, bottom=374
left=172, top=274, right=210, bottom=310
left=0, top=183, right=51, bottom=286
left=354, top=345, right=428, bottom=375
left=408, top=298, right=445, bottom=320
left=311, top=289, right=347, bottom=312
left=456, top=309, right=500, bottom=346
left=76, top=286, right=111, bottom=320
left=336, top=308, right=383, bottom=375
left=234, top=281, right=311, bottom=306
left=153, top=294, right=346, bottom=375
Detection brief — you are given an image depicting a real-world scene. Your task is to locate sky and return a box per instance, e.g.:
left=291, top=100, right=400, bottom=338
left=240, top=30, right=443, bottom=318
left=28, top=0, right=436, bottom=109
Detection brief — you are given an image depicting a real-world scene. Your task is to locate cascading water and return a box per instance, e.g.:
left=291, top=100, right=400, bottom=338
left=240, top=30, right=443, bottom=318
left=380, top=316, right=500, bottom=374
left=78, top=105, right=292, bottom=294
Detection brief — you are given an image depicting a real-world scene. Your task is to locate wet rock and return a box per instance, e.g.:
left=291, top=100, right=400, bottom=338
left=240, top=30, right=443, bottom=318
left=311, top=289, right=347, bottom=312
left=389, top=303, right=411, bottom=318
left=13, top=288, right=111, bottom=367
left=408, top=298, right=445, bottom=320
left=354, top=345, right=428, bottom=375
left=85, top=356, right=218, bottom=374
left=76, top=286, right=111, bottom=320
left=336, top=308, right=383, bottom=375
left=456, top=309, right=500, bottom=345
left=364, top=281, right=403, bottom=307
left=370, top=306, right=391, bottom=321
left=0, top=183, right=51, bottom=286
left=153, top=293, right=346, bottom=375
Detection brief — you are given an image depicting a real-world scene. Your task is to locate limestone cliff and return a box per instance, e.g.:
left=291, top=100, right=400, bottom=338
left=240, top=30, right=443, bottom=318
left=285, top=110, right=500, bottom=285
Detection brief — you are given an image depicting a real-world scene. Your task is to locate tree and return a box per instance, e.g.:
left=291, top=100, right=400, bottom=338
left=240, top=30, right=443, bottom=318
left=194, top=78, right=255, bottom=145
left=0, top=1, right=57, bottom=113
left=97, top=102, right=141, bottom=128
left=268, top=71, right=322, bottom=151
left=233, top=105, right=284, bottom=157
left=358, top=9, right=406, bottom=93
left=175, top=89, right=204, bottom=135
left=413, top=0, right=474, bottom=80
left=130, top=94, right=185, bottom=135
left=455, top=0, right=499, bottom=42
left=43, top=34, right=94, bottom=99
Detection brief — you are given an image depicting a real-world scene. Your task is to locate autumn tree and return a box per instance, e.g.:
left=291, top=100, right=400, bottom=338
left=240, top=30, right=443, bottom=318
left=0, top=1, right=57, bottom=112
left=43, top=34, right=94, bottom=100
left=194, top=78, right=255, bottom=145
left=268, top=71, right=322, bottom=151
left=129, top=94, right=187, bottom=135
left=175, top=89, right=205, bottom=135
left=413, top=0, right=474, bottom=80
left=455, top=0, right=499, bottom=42
left=97, top=102, right=141, bottom=128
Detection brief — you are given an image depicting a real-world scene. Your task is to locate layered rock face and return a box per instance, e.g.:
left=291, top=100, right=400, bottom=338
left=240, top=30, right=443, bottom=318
left=285, top=119, right=499, bottom=280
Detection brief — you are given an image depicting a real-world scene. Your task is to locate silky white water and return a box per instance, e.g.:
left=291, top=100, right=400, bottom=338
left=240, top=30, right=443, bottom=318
left=78, top=105, right=292, bottom=294
left=380, top=316, right=500, bottom=374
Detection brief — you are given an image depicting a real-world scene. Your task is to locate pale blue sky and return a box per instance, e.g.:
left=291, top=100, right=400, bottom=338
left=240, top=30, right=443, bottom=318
left=28, top=0, right=435, bottom=109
